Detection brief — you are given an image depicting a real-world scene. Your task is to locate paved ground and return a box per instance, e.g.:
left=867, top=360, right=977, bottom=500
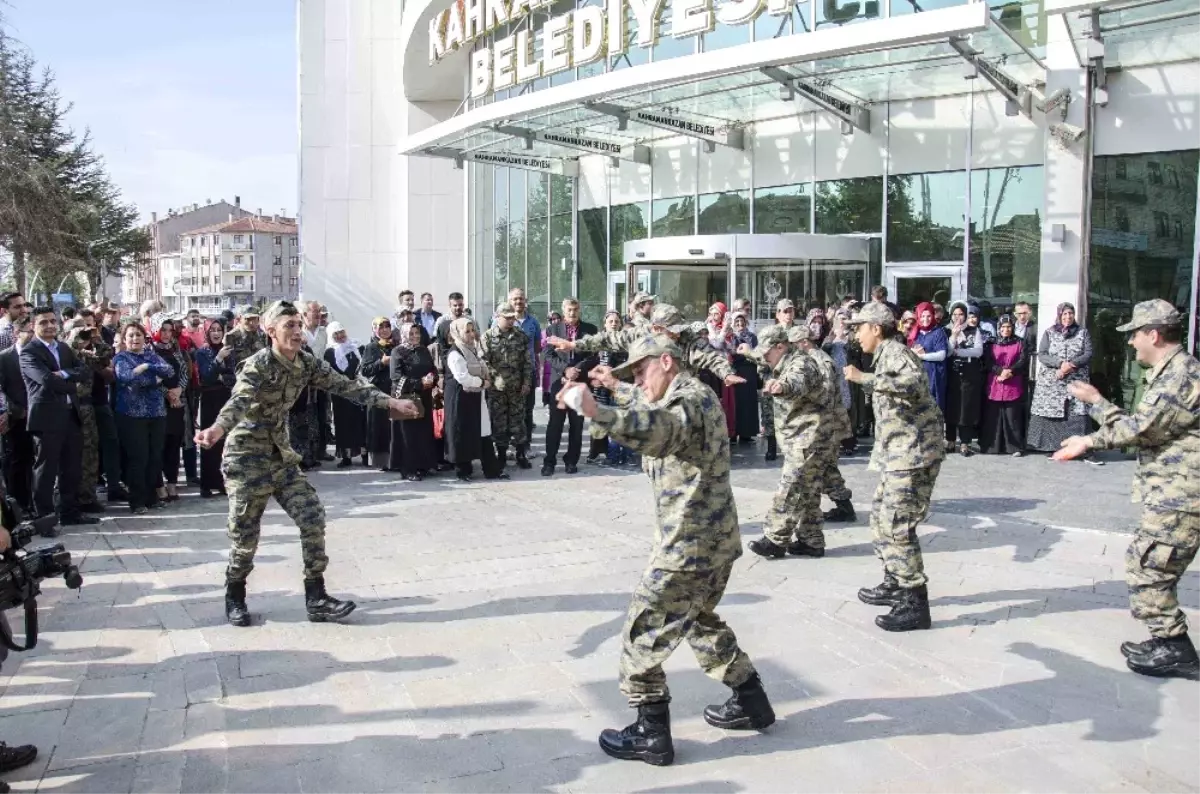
left=2, top=425, right=1197, bottom=793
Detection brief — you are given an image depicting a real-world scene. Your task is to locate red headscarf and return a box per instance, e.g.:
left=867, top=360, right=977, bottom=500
left=909, top=301, right=936, bottom=345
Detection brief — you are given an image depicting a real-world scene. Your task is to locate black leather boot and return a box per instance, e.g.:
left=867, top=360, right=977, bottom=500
left=304, top=576, right=357, bottom=623
left=225, top=579, right=251, bottom=627
left=858, top=572, right=903, bottom=606
left=875, top=585, right=932, bottom=632
left=748, top=537, right=787, bottom=559
left=764, top=435, right=778, bottom=462
left=515, top=445, right=532, bottom=470
left=1126, top=634, right=1200, bottom=680
left=496, top=445, right=509, bottom=469
left=1121, top=638, right=1157, bottom=658
left=823, top=499, right=856, bottom=522
left=703, top=673, right=776, bottom=730
left=599, top=702, right=674, bottom=766
left=786, top=540, right=825, bottom=558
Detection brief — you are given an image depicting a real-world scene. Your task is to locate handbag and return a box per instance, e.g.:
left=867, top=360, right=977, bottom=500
left=432, top=407, right=445, bottom=439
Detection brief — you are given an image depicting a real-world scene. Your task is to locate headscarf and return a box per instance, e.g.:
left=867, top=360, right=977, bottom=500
left=806, top=308, right=829, bottom=344
left=910, top=302, right=936, bottom=345
left=327, top=321, right=357, bottom=371
left=397, top=322, right=418, bottom=350
left=730, top=312, right=757, bottom=347
left=205, top=320, right=225, bottom=352
left=371, top=316, right=395, bottom=347
left=1052, top=302, right=1078, bottom=335
left=706, top=302, right=732, bottom=349
left=449, top=317, right=487, bottom=379
left=993, top=314, right=1021, bottom=347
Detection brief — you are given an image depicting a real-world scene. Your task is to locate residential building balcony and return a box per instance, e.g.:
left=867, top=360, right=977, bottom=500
left=223, top=282, right=255, bottom=294
left=227, top=241, right=252, bottom=251
left=224, top=264, right=253, bottom=272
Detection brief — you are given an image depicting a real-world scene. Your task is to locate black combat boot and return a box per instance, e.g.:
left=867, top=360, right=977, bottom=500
left=703, top=673, right=776, bottom=730
left=598, top=701, right=674, bottom=766
left=225, top=579, right=251, bottom=627
left=304, top=576, right=357, bottom=623
left=748, top=537, right=787, bottom=559
left=496, top=445, right=509, bottom=469
left=823, top=499, right=856, bottom=522
left=786, top=540, right=825, bottom=558
left=875, top=585, right=932, bottom=632
left=515, top=446, right=533, bottom=470
left=858, top=572, right=903, bottom=606
left=1126, top=634, right=1200, bottom=680
left=1121, top=638, right=1157, bottom=658
left=764, top=435, right=778, bottom=462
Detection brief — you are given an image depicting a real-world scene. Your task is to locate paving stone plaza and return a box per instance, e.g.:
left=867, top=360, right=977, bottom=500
left=2, top=432, right=1197, bottom=793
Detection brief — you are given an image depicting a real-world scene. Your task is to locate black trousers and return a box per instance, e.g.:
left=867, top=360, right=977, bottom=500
left=524, top=389, right=536, bottom=439
left=456, top=435, right=502, bottom=478
left=545, top=402, right=584, bottom=467
left=31, top=419, right=83, bottom=519
left=93, top=405, right=123, bottom=491
left=2, top=415, right=36, bottom=513
left=117, top=415, right=165, bottom=509
left=160, top=430, right=184, bottom=486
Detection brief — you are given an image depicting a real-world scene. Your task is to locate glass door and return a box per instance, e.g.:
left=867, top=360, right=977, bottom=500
left=887, top=264, right=965, bottom=311
left=608, top=271, right=626, bottom=315
left=630, top=265, right=728, bottom=323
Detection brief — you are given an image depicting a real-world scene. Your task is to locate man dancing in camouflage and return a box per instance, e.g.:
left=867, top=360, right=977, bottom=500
left=481, top=300, right=534, bottom=470
left=843, top=303, right=946, bottom=632
left=744, top=325, right=835, bottom=560
left=1055, top=299, right=1199, bottom=680
left=195, top=301, right=419, bottom=627
left=759, top=299, right=798, bottom=462
left=558, top=335, right=774, bottom=767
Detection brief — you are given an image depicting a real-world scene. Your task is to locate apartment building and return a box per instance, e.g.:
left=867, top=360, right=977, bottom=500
left=134, top=198, right=254, bottom=305
left=175, top=215, right=300, bottom=312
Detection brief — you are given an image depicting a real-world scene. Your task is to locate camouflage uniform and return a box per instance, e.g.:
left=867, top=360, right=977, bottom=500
left=594, top=337, right=757, bottom=706
left=807, top=345, right=853, bottom=504
left=1087, top=302, right=1199, bottom=640
left=480, top=306, right=534, bottom=449
left=852, top=305, right=946, bottom=589
left=573, top=304, right=735, bottom=382
left=215, top=345, right=392, bottom=583
left=65, top=329, right=112, bottom=507
left=225, top=320, right=268, bottom=372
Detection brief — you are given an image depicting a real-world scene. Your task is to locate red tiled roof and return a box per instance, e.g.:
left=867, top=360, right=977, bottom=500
left=183, top=216, right=298, bottom=235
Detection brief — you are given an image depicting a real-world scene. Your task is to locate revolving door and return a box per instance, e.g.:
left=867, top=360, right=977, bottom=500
left=624, top=234, right=878, bottom=327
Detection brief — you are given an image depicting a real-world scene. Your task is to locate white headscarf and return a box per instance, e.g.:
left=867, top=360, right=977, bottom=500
left=449, top=317, right=487, bottom=379
left=326, top=321, right=357, bottom=372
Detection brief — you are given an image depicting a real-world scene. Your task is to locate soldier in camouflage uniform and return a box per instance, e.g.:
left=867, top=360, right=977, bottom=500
left=480, top=300, right=534, bottom=470
left=224, top=306, right=268, bottom=371
left=558, top=335, right=774, bottom=767
left=759, top=299, right=798, bottom=462
left=797, top=329, right=856, bottom=522
left=843, top=302, right=945, bottom=633
left=1055, top=299, right=1199, bottom=680
left=744, top=325, right=834, bottom=560
left=64, top=324, right=109, bottom=513
left=195, top=301, right=420, bottom=627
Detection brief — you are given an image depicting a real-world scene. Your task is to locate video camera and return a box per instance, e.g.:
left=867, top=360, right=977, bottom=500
left=0, top=496, right=83, bottom=652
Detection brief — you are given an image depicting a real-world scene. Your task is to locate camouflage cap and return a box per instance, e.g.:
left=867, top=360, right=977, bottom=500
left=752, top=323, right=793, bottom=358
left=1115, top=299, right=1182, bottom=332
left=786, top=325, right=813, bottom=344
left=776, top=299, right=795, bottom=312
left=649, top=303, right=688, bottom=333
left=611, top=333, right=683, bottom=381
left=845, top=302, right=897, bottom=328
left=236, top=304, right=261, bottom=319
left=629, top=291, right=656, bottom=307
left=261, top=300, right=297, bottom=326
left=494, top=300, right=518, bottom=319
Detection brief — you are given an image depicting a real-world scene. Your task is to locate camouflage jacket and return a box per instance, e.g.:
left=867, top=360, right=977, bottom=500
left=225, top=327, right=268, bottom=370
left=574, top=322, right=734, bottom=381
left=65, top=333, right=114, bottom=405
left=767, top=349, right=830, bottom=452
left=571, top=315, right=651, bottom=353
left=807, top=347, right=852, bottom=443
left=215, top=347, right=391, bottom=466
left=480, top=326, right=533, bottom=393
left=858, top=337, right=946, bottom=472
left=594, top=373, right=741, bottom=571
left=1088, top=346, right=1199, bottom=514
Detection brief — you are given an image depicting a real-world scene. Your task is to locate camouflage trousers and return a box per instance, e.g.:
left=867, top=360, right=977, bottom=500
left=869, top=463, right=941, bottom=589
left=821, top=447, right=852, bottom=502
left=223, top=455, right=328, bottom=583
left=760, top=394, right=775, bottom=436
left=486, top=389, right=528, bottom=448
left=1126, top=508, right=1199, bottom=639
left=76, top=404, right=100, bottom=505
left=764, top=445, right=825, bottom=549
left=619, top=564, right=757, bottom=706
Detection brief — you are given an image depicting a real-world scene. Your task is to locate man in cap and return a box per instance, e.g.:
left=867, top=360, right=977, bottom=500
left=225, top=305, right=268, bottom=370
left=1055, top=299, right=1199, bottom=679
left=743, top=325, right=834, bottom=560
left=759, top=299, right=799, bottom=462
left=843, top=302, right=945, bottom=632
left=480, top=300, right=535, bottom=470
left=796, top=325, right=856, bottom=522
left=195, top=301, right=421, bottom=627
left=559, top=335, right=774, bottom=767
left=628, top=291, right=655, bottom=326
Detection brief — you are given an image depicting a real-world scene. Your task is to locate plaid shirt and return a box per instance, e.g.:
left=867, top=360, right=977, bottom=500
left=0, top=319, right=14, bottom=353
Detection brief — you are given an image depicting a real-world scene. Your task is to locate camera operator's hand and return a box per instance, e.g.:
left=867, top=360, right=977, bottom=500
left=0, top=528, right=11, bottom=552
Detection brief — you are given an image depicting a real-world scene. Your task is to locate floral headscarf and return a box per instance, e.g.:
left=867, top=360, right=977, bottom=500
left=371, top=316, right=395, bottom=347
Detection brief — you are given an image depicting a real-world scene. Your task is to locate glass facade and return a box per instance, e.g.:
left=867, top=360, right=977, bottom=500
left=968, top=165, right=1044, bottom=316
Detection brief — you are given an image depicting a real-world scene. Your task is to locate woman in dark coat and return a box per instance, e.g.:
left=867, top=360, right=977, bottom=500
left=944, top=301, right=985, bottom=455
left=389, top=322, right=439, bottom=481
left=152, top=319, right=190, bottom=502
left=444, top=317, right=505, bottom=482
left=979, top=314, right=1028, bottom=456
left=192, top=320, right=235, bottom=497
left=729, top=312, right=760, bottom=443
left=359, top=316, right=398, bottom=471
left=323, top=322, right=369, bottom=467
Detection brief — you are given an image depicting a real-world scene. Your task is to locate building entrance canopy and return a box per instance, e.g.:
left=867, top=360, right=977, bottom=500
left=401, top=0, right=1199, bottom=172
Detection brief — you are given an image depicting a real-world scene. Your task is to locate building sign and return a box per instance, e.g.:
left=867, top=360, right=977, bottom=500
left=461, top=150, right=580, bottom=175
left=428, top=0, right=800, bottom=99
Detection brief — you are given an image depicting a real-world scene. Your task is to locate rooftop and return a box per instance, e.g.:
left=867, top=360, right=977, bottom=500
left=184, top=216, right=299, bottom=235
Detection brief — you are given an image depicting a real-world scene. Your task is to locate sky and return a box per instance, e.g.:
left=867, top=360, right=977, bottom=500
left=3, top=0, right=297, bottom=223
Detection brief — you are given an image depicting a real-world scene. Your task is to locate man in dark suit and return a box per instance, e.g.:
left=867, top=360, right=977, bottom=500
left=542, top=298, right=598, bottom=477
left=0, top=318, right=35, bottom=514
left=1014, top=302, right=1038, bottom=424
left=415, top=291, right=442, bottom=341
left=19, top=307, right=98, bottom=531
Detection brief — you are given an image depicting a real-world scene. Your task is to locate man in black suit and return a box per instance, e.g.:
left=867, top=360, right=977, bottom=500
left=542, top=298, right=598, bottom=477
left=0, top=318, right=35, bottom=514
left=415, top=291, right=442, bottom=341
left=19, top=307, right=98, bottom=531
left=1013, top=302, right=1038, bottom=424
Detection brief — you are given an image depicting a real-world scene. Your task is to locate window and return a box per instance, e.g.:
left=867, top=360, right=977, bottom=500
left=814, top=177, right=883, bottom=234
left=1154, top=211, right=1170, bottom=238
left=579, top=208, right=607, bottom=323
left=234, top=234, right=244, bottom=244
left=273, top=265, right=283, bottom=277
left=290, top=237, right=298, bottom=246
left=886, top=170, right=967, bottom=262
left=1115, top=206, right=1131, bottom=232
left=234, top=276, right=244, bottom=286
left=651, top=197, right=696, bottom=237
left=754, top=184, right=810, bottom=234
left=201, top=257, right=209, bottom=267
left=1115, top=160, right=1127, bottom=179
left=212, top=236, right=220, bottom=247
left=549, top=212, right=574, bottom=312
left=968, top=165, right=1043, bottom=314
left=273, top=256, right=282, bottom=266
left=273, top=276, right=283, bottom=289
left=289, top=276, right=298, bottom=287
left=234, top=255, right=244, bottom=265
left=697, top=190, right=750, bottom=234
left=274, top=235, right=283, bottom=245
left=1147, top=161, right=1162, bottom=184
left=610, top=203, right=648, bottom=271
left=290, top=256, right=299, bottom=267
left=200, top=236, right=207, bottom=246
